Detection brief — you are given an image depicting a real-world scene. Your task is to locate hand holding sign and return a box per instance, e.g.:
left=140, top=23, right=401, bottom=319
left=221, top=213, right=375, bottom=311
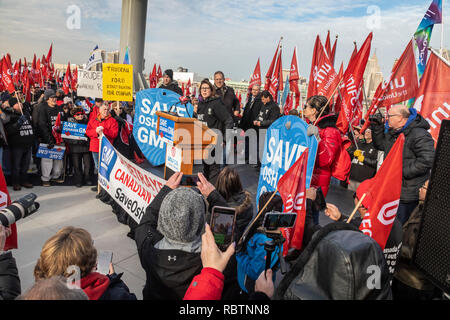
left=96, top=126, right=104, bottom=135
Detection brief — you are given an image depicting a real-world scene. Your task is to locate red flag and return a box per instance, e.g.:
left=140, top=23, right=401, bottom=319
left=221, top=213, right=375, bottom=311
left=0, top=59, right=4, bottom=92
left=23, top=69, right=31, bottom=102
left=52, top=112, right=63, bottom=145
left=336, top=33, right=373, bottom=134
left=181, top=82, right=185, bottom=96
left=331, top=35, right=338, bottom=67
left=63, top=62, right=72, bottom=95
left=72, top=66, right=78, bottom=91
left=2, top=57, right=16, bottom=93
left=248, top=58, right=262, bottom=90
left=358, top=134, right=404, bottom=250
left=4, top=54, right=13, bottom=76
left=361, top=40, right=420, bottom=133
left=289, top=48, right=300, bottom=107
left=0, top=165, right=18, bottom=251
left=265, top=38, right=281, bottom=90
left=46, top=43, right=53, bottom=63
left=283, top=93, right=294, bottom=115
left=157, top=65, right=163, bottom=81
left=185, top=78, right=191, bottom=96
left=268, top=48, right=282, bottom=102
left=333, top=63, right=344, bottom=113
left=278, top=149, right=309, bottom=253
left=31, top=54, right=39, bottom=85
left=413, top=50, right=450, bottom=144
left=149, top=64, right=157, bottom=88
left=307, top=35, right=340, bottom=100
left=12, top=62, right=19, bottom=85
left=325, top=30, right=332, bottom=58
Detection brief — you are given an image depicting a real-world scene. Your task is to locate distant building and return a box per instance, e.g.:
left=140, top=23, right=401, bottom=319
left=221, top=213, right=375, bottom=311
left=363, top=51, right=383, bottom=109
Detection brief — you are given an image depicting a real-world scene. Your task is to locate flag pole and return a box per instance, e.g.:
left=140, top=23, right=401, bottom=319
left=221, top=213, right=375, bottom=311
left=347, top=193, right=366, bottom=223
left=313, top=78, right=343, bottom=126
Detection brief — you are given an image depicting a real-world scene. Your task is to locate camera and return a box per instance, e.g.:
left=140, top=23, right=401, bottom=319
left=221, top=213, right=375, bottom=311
left=368, top=113, right=383, bottom=125
left=263, top=211, right=297, bottom=231
left=0, top=193, right=40, bottom=227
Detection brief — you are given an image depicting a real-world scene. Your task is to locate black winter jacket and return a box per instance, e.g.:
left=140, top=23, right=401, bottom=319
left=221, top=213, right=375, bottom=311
left=196, top=96, right=234, bottom=134
left=240, top=94, right=263, bottom=131
left=3, top=108, right=35, bottom=148
left=215, top=85, right=240, bottom=117
left=98, top=273, right=137, bottom=300
left=256, top=101, right=281, bottom=128
left=371, top=114, right=435, bottom=202
left=135, top=186, right=202, bottom=300
left=159, top=81, right=183, bottom=96
left=349, top=140, right=378, bottom=182
left=37, top=103, right=64, bottom=144
left=0, top=252, right=21, bottom=300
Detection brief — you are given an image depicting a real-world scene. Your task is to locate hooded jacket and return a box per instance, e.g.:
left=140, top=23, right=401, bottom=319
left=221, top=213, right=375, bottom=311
left=80, top=272, right=136, bottom=300
left=371, top=109, right=435, bottom=202
left=134, top=186, right=202, bottom=300
left=274, top=222, right=392, bottom=300
left=159, top=81, right=183, bottom=96
left=85, top=114, right=119, bottom=153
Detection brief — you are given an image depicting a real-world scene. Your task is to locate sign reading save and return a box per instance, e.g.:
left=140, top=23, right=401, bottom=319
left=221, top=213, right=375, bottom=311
left=102, top=63, right=133, bottom=102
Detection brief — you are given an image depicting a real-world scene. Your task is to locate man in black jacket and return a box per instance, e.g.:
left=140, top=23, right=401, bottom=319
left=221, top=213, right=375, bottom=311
left=370, top=105, right=434, bottom=224
left=158, top=69, right=183, bottom=96
left=214, top=71, right=240, bottom=123
left=37, top=89, right=64, bottom=187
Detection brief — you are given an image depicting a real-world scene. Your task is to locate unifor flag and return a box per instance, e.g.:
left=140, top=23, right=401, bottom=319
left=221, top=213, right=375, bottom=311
left=149, top=64, right=157, bottom=88
left=63, top=62, right=72, bottom=95
left=265, top=38, right=282, bottom=91
left=413, top=49, right=450, bottom=144
left=2, top=57, right=16, bottom=93
left=278, top=148, right=309, bottom=254
left=248, top=58, right=262, bottom=90
left=268, top=48, right=282, bottom=103
left=23, top=69, right=31, bottom=102
left=0, top=165, right=18, bottom=251
left=289, top=47, right=300, bottom=107
left=330, top=35, right=338, bottom=67
left=336, top=32, right=372, bottom=134
left=31, top=54, right=39, bottom=85
left=157, top=65, right=163, bottom=81
left=325, top=31, right=332, bottom=59
left=333, top=62, right=344, bottom=113
left=307, top=35, right=339, bottom=100
left=72, top=66, right=78, bottom=91
left=46, top=43, right=53, bottom=64
left=185, top=78, right=191, bottom=96
left=283, top=93, right=294, bottom=116
left=357, top=134, right=404, bottom=250
left=361, top=40, right=419, bottom=133
left=414, top=0, right=442, bottom=81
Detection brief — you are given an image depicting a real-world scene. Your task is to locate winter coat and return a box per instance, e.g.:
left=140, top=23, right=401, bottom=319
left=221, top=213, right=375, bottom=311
left=3, top=108, right=35, bottom=148
left=85, top=114, right=119, bottom=153
left=134, top=186, right=202, bottom=300
left=80, top=272, right=137, bottom=300
left=215, top=85, right=240, bottom=117
left=196, top=96, right=234, bottom=134
left=310, top=114, right=344, bottom=197
left=0, top=251, right=21, bottom=300
left=274, top=222, right=393, bottom=300
left=159, top=81, right=183, bottom=96
left=240, top=94, right=263, bottom=131
left=37, top=102, right=64, bottom=144
left=349, top=140, right=378, bottom=182
left=256, top=101, right=281, bottom=128
left=112, top=113, right=133, bottom=160
left=183, top=267, right=225, bottom=300
left=61, top=115, right=89, bottom=153
left=371, top=109, right=435, bottom=202
left=32, top=101, right=44, bottom=135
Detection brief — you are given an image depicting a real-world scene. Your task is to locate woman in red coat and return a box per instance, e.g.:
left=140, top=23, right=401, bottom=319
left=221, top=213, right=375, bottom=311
left=304, top=95, right=347, bottom=224
left=86, top=102, right=119, bottom=172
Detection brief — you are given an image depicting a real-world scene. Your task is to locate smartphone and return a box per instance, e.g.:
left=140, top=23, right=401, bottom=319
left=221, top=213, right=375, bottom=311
left=210, top=206, right=237, bottom=251
left=314, top=187, right=327, bottom=211
left=97, top=251, right=113, bottom=275
left=180, top=174, right=200, bottom=186
left=263, top=212, right=297, bottom=230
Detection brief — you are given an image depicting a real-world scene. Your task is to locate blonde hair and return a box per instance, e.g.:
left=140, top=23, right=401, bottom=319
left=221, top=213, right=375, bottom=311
left=34, top=227, right=97, bottom=280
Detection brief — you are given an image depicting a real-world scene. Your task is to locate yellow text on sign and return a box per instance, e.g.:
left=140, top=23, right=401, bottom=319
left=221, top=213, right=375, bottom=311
left=102, top=63, right=133, bottom=102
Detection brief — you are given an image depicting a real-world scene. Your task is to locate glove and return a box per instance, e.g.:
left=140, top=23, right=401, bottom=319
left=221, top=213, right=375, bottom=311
left=17, top=115, right=27, bottom=126
left=47, top=143, right=54, bottom=149
left=358, top=155, right=365, bottom=163
left=307, top=125, right=320, bottom=139
left=353, top=149, right=362, bottom=157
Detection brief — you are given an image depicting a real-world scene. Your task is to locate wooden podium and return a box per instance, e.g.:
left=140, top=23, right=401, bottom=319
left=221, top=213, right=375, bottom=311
left=156, top=111, right=217, bottom=179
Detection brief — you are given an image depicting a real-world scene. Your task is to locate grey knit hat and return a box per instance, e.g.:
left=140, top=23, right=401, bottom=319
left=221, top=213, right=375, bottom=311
left=157, top=188, right=205, bottom=243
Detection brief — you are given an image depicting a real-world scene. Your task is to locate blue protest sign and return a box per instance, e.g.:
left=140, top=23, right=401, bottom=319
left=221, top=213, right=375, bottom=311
left=36, top=144, right=66, bottom=160
left=256, top=116, right=318, bottom=206
left=158, top=117, right=175, bottom=143
left=99, top=135, right=118, bottom=181
left=62, top=121, right=87, bottom=140
left=133, top=88, right=194, bottom=166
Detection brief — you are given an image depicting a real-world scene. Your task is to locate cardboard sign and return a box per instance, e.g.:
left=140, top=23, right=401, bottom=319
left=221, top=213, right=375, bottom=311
left=62, top=121, right=87, bottom=140
left=102, top=63, right=133, bottom=102
left=77, top=69, right=102, bottom=98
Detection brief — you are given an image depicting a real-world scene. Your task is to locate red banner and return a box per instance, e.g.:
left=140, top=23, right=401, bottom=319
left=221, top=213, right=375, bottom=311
left=265, top=39, right=281, bottom=90
left=358, top=134, right=404, bottom=250
left=268, top=48, right=282, bottom=101
left=413, top=50, right=450, bottom=144
left=289, top=48, right=300, bottom=107
left=72, top=66, right=78, bottom=91
left=2, top=57, right=16, bottom=93
left=278, top=149, right=309, bottom=253
left=248, top=58, right=262, bottom=90
left=62, top=62, right=72, bottom=95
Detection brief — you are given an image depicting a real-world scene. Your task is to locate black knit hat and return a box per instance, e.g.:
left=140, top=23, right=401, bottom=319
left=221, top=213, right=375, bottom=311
left=163, top=69, right=173, bottom=81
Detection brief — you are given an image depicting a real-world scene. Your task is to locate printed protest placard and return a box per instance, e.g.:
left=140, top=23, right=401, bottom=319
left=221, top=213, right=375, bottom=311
left=61, top=121, right=87, bottom=140
left=36, top=144, right=66, bottom=160
left=102, top=63, right=133, bottom=102
left=77, top=69, right=102, bottom=98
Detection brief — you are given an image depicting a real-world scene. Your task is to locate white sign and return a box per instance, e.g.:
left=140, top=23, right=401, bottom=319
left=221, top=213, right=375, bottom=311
left=165, top=142, right=182, bottom=172
left=86, top=49, right=103, bottom=70
left=77, top=69, right=102, bottom=98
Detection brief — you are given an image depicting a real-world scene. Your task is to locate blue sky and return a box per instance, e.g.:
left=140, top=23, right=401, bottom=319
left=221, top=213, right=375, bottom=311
left=0, top=0, right=448, bottom=81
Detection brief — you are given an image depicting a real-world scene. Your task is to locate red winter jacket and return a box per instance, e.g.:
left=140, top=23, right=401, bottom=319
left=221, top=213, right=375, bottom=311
left=85, top=114, right=119, bottom=152
left=310, top=114, right=343, bottom=197
left=183, top=267, right=224, bottom=300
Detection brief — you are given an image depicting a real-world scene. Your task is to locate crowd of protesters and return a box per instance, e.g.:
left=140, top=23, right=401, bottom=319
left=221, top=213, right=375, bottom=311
left=0, top=69, right=444, bottom=301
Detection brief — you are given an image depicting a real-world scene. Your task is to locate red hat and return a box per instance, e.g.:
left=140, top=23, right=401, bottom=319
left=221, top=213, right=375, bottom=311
left=356, top=178, right=373, bottom=209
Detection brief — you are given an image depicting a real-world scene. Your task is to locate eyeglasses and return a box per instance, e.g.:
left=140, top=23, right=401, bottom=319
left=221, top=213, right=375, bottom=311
left=201, top=87, right=211, bottom=91
left=387, top=114, right=401, bottom=118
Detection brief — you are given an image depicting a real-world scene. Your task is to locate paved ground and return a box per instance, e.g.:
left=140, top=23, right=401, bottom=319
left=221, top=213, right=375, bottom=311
left=9, top=164, right=355, bottom=300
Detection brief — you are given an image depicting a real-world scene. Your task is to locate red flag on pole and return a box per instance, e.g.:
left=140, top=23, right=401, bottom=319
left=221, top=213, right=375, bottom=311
left=52, top=112, right=63, bottom=145
left=149, top=64, right=157, bottom=88
left=185, top=78, right=191, bottom=96
left=248, top=58, right=262, bottom=90
left=46, top=43, right=53, bottom=64
left=23, top=69, right=31, bottom=102
left=2, top=57, right=16, bottom=93
left=336, top=33, right=373, bottom=134
left=0, top=165, right=18, bottom=251
left=278, top=148, right=309, bottom=254
left=72, top=66, right=78, bottom=91
left=181, top=82, right=185, bottom=96
left=361, top=40, right=420, bottom=132
left=325, top=30, right=332, bottom=58
left=412, top=49, right=450, bottom=144
left=357, top=134, right=404, bottom=250
left=268, top=48, right=282, bottom=102
left=289, top=47, right=300, bottom=107
left=62, top=62, right=72, bottom=95
left=265, top=38, right=282, bottom=90
left=331, top=35, right=338, bottom=67
left=157, top=65, right=163, bottom=81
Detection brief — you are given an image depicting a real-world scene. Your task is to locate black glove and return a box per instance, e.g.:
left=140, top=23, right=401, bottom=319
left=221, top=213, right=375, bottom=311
left=369, top=113, right=383, bottom=126
left=47, top=142, right=54, bottom=149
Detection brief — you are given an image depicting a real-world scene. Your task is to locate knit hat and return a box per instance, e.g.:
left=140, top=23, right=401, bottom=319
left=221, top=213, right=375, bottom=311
left=44, top=89, right=56, bottom=101
left=1, top=92, right=11, bottom=103
left=163, top=69, right=174, bottom=81
left=8, top=97, right=18, bottom=107
left=157, top=188, right=205, bottom=243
